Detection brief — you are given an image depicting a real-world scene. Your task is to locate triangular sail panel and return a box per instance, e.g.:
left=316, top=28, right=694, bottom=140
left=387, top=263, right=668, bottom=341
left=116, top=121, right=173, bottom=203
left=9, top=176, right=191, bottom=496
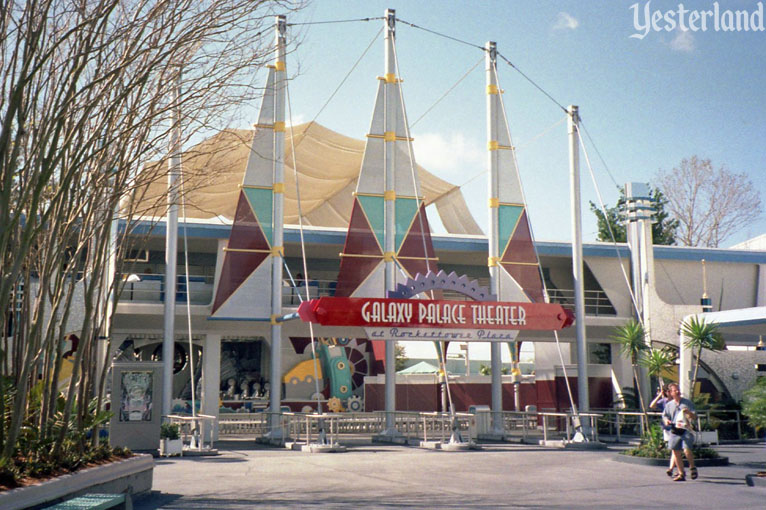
left=335, top=53, right=439, bottom=369
left=490, top=76, right=545, bottom=305
left=337, top=73, right=438, bottom=298
left=211, top=65, right=280, bottom=319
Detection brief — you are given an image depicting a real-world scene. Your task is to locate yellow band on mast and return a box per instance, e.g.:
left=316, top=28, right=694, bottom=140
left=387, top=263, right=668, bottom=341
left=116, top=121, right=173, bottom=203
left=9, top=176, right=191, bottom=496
left=366, top=133, right=413, bottom=142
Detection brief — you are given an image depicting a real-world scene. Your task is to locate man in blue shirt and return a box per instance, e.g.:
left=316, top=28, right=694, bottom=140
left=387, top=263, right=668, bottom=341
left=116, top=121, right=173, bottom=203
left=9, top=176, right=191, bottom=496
left=662, top=382, right=698, bottom=481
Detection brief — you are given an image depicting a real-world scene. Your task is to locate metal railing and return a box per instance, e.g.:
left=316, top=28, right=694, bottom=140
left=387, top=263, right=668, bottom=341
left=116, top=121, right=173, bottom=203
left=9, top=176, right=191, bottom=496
left=547, top=288, right=616, bottom=316
left=218, top=412, right=270, bottom=436
left=211, top=407, right=753, bottom=444
left=219, top=409, right=601, bottom=444
left=166, top=413, right=217, bottom=451
left=593, top=408, right=746, bottom=442
left=117, top=274, right=618, bottom=317
left=119, top=272, right=213, bottom=305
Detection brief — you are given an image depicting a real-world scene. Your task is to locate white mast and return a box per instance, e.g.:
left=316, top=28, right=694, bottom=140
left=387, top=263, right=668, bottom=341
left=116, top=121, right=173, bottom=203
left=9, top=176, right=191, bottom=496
left=626, top=182, right=656, bottom=406
left=383, top=8, right=398, bottom=436
left=485, top=41, right=504, bottom=435
left=568, top=105, right=589, bottom=413
left=162, top=72, right=181, bottom=417
left=268, top=14, right=287, bottom=439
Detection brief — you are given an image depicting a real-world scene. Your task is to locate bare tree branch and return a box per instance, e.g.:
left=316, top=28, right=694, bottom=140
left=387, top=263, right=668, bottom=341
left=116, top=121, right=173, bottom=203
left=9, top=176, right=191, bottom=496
left=655, top=156, right=762, bottom=247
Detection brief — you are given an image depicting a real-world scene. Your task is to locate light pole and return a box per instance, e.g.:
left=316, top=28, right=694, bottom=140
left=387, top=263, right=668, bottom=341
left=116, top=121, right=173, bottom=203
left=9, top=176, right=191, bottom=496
left=126, top=273, right=141, bottom=301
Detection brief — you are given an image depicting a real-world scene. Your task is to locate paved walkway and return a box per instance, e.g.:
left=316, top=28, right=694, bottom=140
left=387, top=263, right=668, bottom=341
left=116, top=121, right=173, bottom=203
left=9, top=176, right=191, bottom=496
left=135, top=440, right=766, bottom=509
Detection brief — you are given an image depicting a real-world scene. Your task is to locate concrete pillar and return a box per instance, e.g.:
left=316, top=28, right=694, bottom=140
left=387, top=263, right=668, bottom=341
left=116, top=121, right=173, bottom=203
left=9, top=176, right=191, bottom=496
left=757, top=264, right=766, bottom=307
left=203, top=334, right=222, bottom=442
left=679, top=325, right=692, bottom=398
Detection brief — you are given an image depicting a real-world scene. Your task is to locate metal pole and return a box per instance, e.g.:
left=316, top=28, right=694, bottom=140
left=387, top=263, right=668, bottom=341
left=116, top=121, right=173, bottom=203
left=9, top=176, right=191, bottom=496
left=268, top=15, right=287, bottom=439
left=162, top=72, right=181, bottom=418
left=568, top=105, right=589, bottom=413
left=97, top=176, right=120, bottom=383
left=382, top=8, right=398, bottom=436
left=485, top=41, right=504, bottom=435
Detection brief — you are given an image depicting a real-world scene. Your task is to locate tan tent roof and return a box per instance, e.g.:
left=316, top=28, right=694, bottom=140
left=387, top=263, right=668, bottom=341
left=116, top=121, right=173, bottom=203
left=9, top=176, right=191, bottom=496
left=138, top=122, right=482, bottom=235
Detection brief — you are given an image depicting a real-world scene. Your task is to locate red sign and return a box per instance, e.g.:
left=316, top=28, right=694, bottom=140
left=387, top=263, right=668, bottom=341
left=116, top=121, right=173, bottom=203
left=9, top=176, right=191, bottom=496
left=298, top=297, right=574, bottom=331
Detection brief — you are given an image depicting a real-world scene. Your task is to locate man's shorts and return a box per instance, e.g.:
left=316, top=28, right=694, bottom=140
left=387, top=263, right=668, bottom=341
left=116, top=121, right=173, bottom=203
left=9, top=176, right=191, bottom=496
left=667, top=430, right=694, bottom=450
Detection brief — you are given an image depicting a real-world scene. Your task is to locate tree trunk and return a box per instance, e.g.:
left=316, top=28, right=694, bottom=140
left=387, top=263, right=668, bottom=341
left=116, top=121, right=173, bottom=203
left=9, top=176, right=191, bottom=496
left=690, top=345, right=703, bottom=399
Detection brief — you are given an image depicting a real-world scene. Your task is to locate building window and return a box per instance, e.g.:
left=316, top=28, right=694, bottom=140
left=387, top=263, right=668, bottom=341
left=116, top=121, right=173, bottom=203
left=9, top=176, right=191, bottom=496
left=588, top=343, right=612, bottom=365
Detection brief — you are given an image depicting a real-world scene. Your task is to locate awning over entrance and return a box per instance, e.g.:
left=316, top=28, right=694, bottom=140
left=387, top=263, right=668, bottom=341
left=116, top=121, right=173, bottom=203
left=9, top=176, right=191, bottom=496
left=699, top=306, right=766, bottom=346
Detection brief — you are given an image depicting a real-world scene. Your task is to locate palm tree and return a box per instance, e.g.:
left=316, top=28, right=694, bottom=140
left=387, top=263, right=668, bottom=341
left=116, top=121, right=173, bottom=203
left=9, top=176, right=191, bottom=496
left=681, top=316, right=725, bottom=398
left=742, top=378, right=766, bottom=475
left=612, top=319, right=650, bottom=414
left=742, top=378, right=766, bottom=437
left=640, top=347, right=677, bottom=391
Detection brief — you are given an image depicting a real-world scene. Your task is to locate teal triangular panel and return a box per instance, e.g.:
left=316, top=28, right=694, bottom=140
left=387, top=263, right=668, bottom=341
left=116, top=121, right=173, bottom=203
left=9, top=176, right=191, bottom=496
left=498, top=205, right=524, bottom=254
left=358, top=195, right=385, bottom=250
left=244, top=188, right=273, bottom=245
left=395, top=198, right=419, bottom=252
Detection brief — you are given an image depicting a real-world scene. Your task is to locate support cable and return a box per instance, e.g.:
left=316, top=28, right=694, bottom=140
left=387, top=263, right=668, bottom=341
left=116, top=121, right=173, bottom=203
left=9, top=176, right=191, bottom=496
left=396, top=17, right=485, bottom=51
left=496, top=52, right=568, bottom=114
left=396, top=18, right=567, bottom=113
left=286, top=77, right=325, bottom=421
left=179, top=163, right=197, bottom=421
left=392, top=34, right=461, bottom=431
left=391, top=31, right=432, bottom=277
left=575, top=122, right=642, bottom=322
left=291, top=25, right=383, bottom=153
left=493, top=66, right=580, bottom=427
left=287, top=17, right=383, bottom=26
left=410, top=56, right=483, bottom=128
left=578, top=119, right=620, bottom=189
left=438, top=117, right=567, bottom=195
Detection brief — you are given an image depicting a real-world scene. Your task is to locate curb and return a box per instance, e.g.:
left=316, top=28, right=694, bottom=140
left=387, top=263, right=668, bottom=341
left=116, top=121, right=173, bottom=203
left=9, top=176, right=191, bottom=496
left=0, top=454, right=153, bottom=510
left=745, top=474, right=766, bottom=487
left=613, top=454, right=729, bottom=467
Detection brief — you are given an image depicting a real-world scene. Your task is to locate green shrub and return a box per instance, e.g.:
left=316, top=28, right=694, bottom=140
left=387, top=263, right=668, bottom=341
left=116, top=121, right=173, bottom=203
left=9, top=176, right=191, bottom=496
left=112, top=446, right=132, bottom=458
left=743, top=378, right=766, bottom=434
left=0, top=457, right=21, bottom=488
left=160, top=422, right=180, bottom=440
left=622, top=424, right=720, bottom=459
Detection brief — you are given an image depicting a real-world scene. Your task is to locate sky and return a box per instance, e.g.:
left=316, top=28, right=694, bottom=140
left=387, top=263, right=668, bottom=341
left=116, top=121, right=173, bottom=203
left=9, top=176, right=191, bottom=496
left=248, top=0, right=766, bottom=248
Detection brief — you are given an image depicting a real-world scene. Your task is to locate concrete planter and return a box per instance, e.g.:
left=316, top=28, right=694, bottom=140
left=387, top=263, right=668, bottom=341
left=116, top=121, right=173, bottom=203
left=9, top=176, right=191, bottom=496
left=696, top=430, right=719, bottom=445
left=159, top=438, right=183, bottom=457
left=745, top=473, right=766, bottom=487
left=0, top=454, right=153, bottom=510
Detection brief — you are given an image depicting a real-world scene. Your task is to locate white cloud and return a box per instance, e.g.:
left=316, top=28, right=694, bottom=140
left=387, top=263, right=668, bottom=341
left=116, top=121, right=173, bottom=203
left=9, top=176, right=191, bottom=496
left=553, top=12, right=579, bottom=31
left=286, top=113, right=307, bottom=127
left=414, top=132, right=485, bottom=185
left=669, top=29, right=695, bottom=52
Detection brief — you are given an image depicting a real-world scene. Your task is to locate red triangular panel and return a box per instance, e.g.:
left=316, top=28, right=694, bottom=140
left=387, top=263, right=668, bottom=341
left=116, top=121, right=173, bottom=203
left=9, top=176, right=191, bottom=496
left=289, top=337, right=312, bottom=355
left=369, top=339, right=386, bottom=374
left=211, top=192, right=270, bottom=313
left=334, top=199, right=383, bottom=297
left=397, top=205, right=437, bottom=278
left=501, top=210, right=537, bottom=264
left=499, top=210, right=545, bottom=303
left=212, top=252, right=269, bottom=312
left=228, top=192, right=270, bottom=250
left=500, top=263, right=545, bottom=303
